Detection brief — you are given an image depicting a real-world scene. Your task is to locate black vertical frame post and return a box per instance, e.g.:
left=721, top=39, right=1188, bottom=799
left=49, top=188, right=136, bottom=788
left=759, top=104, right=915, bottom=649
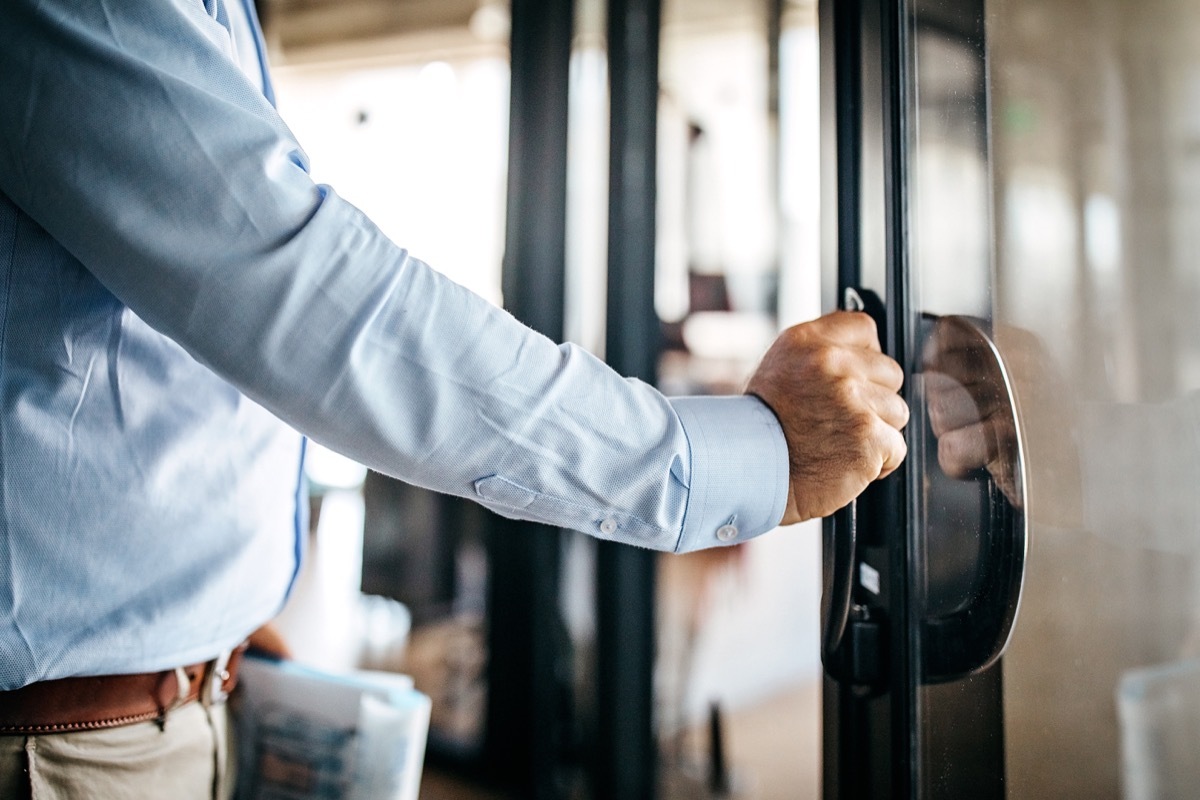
left=821, top=0, right=916, bottom=797
left=603, top=0, right=662, bottom=383
left=595, top=0, right=662, bottom=797
left=834, top=0, right=862, bottom=295
left=879, top=0, right=916, bottom=795
left=768, top=0, right=783, bottom=283
left=486, top=0, right=574, bottom=797
left=825, top=1, right=1015, bottom=796
left=823, top=0, right=877, bottom=795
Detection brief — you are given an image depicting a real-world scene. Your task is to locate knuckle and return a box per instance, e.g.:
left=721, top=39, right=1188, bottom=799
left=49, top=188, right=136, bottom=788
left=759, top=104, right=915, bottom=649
left=807, top=343, right=844, bottom=375
left=845, top=411, right=884, bottom=458
left=893, top=397, right=911, bottom=429
left=866, top=418, right=903, bottom=465
left=833, top=375, right=862, bottom=408
left=782, top=322, right=815, bottom=347
left=846, top=310, right=874, bottom=333
left=869, top=414, right=895, bottom=446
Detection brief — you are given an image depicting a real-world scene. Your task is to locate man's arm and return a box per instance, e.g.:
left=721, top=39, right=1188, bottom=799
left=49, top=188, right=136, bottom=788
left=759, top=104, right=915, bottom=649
left=0, top=0, right=904, bottom=551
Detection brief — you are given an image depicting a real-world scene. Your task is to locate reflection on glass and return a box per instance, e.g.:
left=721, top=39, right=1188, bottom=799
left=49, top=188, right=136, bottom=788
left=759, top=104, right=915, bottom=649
left=918, top=314, right=1025, bottom=683
left=906, top=2, right=1012, bottom=796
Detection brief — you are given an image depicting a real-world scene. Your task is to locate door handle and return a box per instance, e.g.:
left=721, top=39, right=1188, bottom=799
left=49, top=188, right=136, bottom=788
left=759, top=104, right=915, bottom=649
left=821, top=304, right=1028, bottom=686
left=916, top=315, right=1027, bottom=682
left=821, top=287, right=889, bottom=687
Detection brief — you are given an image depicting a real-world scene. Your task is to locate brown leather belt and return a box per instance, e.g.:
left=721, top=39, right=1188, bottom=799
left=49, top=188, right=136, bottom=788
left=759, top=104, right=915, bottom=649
left=0, top=645, right=247, bottom=735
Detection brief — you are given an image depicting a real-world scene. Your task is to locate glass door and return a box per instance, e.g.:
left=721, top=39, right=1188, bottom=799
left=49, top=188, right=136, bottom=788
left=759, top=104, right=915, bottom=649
left=821, top=0, right=1014, bottom=796
left=822, top=0, right=1200, bottom=796
left=991, top=0, right=1200, bottom=797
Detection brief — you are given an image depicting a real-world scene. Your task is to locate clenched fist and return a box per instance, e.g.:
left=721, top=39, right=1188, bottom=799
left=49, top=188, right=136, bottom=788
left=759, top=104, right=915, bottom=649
left=746, top=311, right=909, bottom=524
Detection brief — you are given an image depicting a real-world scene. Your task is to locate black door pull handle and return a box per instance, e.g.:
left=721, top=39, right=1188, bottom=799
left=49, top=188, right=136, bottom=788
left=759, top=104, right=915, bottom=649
left=821, top=287, right=889, bottom=687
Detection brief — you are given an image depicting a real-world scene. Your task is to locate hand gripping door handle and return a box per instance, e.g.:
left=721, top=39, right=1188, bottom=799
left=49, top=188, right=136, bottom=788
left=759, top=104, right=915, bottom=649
left=821, top=287, right=887, bottom=686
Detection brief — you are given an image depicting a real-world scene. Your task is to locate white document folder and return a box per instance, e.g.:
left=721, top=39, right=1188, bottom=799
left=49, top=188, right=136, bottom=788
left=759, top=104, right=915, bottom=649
left=233, top=654, right=431, bottom=800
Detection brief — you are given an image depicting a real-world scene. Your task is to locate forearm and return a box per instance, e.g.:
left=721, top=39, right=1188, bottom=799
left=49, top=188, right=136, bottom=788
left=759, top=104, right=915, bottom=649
left=0, top=0, right=788, bottom=551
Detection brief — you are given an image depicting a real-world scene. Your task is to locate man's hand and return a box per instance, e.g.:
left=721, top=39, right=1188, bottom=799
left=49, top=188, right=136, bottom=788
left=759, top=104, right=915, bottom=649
left=747, top=311, right=909, bottom=525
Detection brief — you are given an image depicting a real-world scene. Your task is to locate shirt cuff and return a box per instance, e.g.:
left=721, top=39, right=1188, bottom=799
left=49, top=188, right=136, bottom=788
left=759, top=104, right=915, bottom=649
left=669, top=395, right=790, bottom=553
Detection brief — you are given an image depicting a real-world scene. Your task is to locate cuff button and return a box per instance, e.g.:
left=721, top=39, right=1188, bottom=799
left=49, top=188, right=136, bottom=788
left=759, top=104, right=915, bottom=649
left=600, top=517, right=619, bottom=535
left=716, top=524, right=739, bottom=542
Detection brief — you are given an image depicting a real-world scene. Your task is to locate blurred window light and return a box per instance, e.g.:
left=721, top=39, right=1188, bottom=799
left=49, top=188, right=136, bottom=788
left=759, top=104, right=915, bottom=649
left=273, top=57, right=509, bottom=305
left=1084, top=192, right=1121, bottom=276
left=469, top=2, right=511, bottom=43
left=305, top=441, right=369, bottom=491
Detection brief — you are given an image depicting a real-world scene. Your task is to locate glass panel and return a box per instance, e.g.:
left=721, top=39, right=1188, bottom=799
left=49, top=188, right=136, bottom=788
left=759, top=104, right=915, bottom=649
left=905, top=1, right=1014, bottom=797
left=830, top=2, right=1200, bottom=796
left=987, top=0, right=1200, bottom=797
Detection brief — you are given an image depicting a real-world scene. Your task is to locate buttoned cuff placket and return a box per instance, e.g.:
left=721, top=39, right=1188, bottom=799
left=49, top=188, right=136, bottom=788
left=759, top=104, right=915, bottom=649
left=669, top=395, right=790, bottom=553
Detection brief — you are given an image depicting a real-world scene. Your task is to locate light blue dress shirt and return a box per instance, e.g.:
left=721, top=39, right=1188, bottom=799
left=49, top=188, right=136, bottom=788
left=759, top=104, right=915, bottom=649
left=0, top=0, right=789, bottom=690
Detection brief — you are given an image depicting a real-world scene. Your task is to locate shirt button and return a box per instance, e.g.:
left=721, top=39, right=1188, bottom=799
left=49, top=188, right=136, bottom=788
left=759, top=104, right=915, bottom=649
left=600, top=517, right=619, bottom=535
left=716, top=524, right=739, bottom=542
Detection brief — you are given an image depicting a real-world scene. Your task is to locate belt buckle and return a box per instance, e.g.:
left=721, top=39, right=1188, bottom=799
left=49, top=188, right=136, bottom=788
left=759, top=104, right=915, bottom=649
left=206, top=650, right=234, bottom=705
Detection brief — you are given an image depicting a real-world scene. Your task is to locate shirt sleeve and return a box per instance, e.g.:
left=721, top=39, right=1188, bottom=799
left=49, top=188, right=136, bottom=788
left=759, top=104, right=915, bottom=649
left=0, top=0, right=789, bottom=552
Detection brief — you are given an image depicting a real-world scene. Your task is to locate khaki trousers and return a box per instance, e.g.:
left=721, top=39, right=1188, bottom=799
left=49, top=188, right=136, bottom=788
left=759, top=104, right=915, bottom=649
left=0, top=700, right=235, bottom=800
